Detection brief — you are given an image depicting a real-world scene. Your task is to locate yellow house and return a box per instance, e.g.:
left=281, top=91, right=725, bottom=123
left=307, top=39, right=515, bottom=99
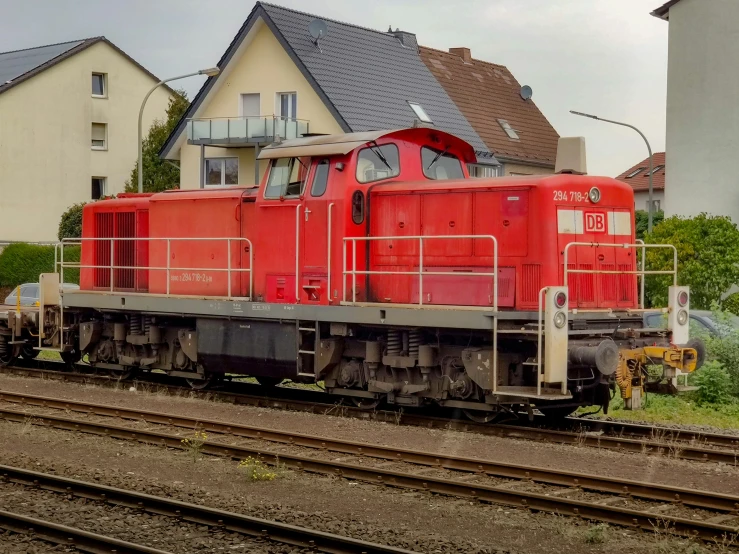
left=161, top=2, right=499, bottom=188
left=0, top=37, right=173, bottom=242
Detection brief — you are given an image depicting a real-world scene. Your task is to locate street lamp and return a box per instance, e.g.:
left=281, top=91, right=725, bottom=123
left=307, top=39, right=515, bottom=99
left=138, top=67, right=221, bottom=193
left=570, top=110, right=655, bottom=233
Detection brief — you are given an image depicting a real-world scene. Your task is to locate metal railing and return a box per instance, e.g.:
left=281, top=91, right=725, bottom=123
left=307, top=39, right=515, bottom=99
left=563, top=242, right=678, bottom=310
left=187, top=115, right=310, bottom=144
left=56, top=237, right=253, bottom=299
left=341, top=235, right=499, bottom=310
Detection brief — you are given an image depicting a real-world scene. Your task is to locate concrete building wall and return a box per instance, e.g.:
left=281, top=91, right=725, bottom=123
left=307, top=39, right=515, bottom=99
left=178, top=20, right=344, bottom=189
left=664, top=0, right=739, bottom=222
left=634, top=190, right=665, bottom=213
left=0, top=41, right=171, bottom=242
left=502, top=161, right=555, bottom=176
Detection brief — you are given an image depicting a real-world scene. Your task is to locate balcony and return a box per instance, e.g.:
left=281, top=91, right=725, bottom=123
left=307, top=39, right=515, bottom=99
left=187, top=116, right=310, bottom=147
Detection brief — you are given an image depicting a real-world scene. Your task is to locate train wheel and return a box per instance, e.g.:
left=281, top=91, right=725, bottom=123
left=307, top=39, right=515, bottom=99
left=539, top=406, right=576, bottom=421
left=60, top=349, right=82, bottom=369
left=186, top=374, right=213, bottom=390
left=255, top=376, right=283, bottom=387
left=351, top=397, right=380, bottom=410
left=462, top=409, right=497, bottom=424
left=20, top=344, right=39, bottom=360
left=109, top=367, right=135, bottom=380
left=0, top=337, right=16, bottom=367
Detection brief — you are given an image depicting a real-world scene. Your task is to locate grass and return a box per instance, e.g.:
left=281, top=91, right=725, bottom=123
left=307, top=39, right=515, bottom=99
left=582, top=392, right=739, bottom=430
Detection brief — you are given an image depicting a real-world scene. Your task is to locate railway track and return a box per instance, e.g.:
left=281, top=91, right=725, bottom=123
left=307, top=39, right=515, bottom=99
left=0, top=508, right=170, bottom=553
left=0, top=463, right=416, bottom=554
left=2, top=362, right=739, bottom=464
left=2, top=392, right=739, bottom=540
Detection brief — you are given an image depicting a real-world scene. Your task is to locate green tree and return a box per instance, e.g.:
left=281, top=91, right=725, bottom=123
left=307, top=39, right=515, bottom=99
left=644, top=213, right=739, bottom=309
left=634, top=209, right=664, bottom=242
left=57, top=202, right=86, bottom=241
left=125, top=90, right=189, bottom=193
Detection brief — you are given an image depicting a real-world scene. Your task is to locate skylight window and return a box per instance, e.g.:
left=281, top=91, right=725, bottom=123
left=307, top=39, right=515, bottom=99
left=646, top=165, right=664, bottom=176
left=625, top=167, right=646, bottom=178
left=408, top=101, right=432, bottom=123
left=498, top=119, right=519, bottom=140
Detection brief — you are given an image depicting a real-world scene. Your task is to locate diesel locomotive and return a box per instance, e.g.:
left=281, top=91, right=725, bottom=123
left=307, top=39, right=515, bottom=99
left=0, top=127, right=701, bottom=421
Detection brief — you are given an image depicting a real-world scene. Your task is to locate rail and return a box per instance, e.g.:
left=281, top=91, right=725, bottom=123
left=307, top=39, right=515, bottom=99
left=341, top=235, right=499, bottom=310
left=563, top=242, right=678, bottom=309
left=56, top=237, right=253, bottom=300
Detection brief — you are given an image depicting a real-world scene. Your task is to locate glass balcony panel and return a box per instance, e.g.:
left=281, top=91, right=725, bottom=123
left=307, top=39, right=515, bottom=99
left=187, top=117, right=309, bottom=145
left=297, top=120, right=309, bottom=136
left=191, top=120, right=211, bottom=141
left=210, top=119, right=229, bottom=141
left=229, top=118, right=247, bottom=139
left=285, top=119, right=298, bottom=139
left=274, top=118, right=286, bottom=140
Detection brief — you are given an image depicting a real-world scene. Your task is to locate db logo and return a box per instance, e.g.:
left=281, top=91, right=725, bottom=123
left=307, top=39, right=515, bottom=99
left=585, top=212, right=606, bottom=233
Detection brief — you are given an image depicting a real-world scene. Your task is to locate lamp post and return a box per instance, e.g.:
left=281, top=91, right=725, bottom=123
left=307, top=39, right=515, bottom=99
left=570, top=110, right=655, bottom=233
left=138, top=67, right=220, bottom=193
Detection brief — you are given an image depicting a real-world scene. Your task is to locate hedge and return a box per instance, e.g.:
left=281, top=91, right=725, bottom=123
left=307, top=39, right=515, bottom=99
left=0, top=243, right=80, bottom=287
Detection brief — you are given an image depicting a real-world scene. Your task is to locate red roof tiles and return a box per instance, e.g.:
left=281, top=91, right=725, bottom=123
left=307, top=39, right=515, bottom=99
left=615, top=152, right=666, bottom=192
left=418, top=45, right=560, bottom=167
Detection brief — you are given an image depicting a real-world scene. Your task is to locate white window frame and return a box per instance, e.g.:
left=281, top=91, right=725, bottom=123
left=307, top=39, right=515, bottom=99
left=91, top=122, right=107, bottom=150
left=276, top=92, right=297, bottom=119
left=91, top=177, right=107, bottom=200
left=468, top=164, right=502, bottom=178
left=92, top=72, right=107, bottom=98
left=239, top=92, right=261, bottom=117
left=203, top=157, right=239, bottom=187
left=408, top=101, right=433, bottom=123
left=647, top=199, right=661, bottom=212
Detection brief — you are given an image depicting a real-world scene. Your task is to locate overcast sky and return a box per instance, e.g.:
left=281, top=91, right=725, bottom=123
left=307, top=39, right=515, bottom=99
left=0, top=0, right=668, bottom=177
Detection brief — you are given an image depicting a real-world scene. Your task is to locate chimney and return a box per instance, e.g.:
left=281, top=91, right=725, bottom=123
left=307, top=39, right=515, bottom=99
left=391, top=28, right=418, bottom=51
left=449, top=47, right=472, bottom=64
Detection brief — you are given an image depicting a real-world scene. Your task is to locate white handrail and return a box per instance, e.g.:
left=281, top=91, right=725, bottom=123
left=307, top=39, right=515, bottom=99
left=563, top=241, right=678, bottom=308
left=58, top=237, right=253, bottom=299
left=341, top=234, right=499, bottom=310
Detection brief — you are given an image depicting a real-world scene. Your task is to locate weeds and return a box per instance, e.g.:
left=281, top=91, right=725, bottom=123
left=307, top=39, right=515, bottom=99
left=21, top=415, right=39, bottom=435
left=584, top=523, right=608, bottom=544
left=649, top=516, right=675, bottom=554
left=324, top=403, right=349, bottom=418
left=180, top=429, right=207, bottom=462
left=715, top=532, right=738, bottom=553
left=238, top=456, right=285, bottom=482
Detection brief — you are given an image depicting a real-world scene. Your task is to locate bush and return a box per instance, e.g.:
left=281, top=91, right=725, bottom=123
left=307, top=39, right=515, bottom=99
left=644, top=213, right=739, bottom=309
left=693, top=361, right=732, bottom=405
left=0, top=243, right=80, bottom=287
left=57, top=203, right=86, bottom=241
left=722, top=292, right=739, bottom=315
left=634, top=209, right=664, bottom=242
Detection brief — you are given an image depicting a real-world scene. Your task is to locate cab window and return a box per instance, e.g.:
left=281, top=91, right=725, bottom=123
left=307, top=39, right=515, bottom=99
left=421, top=146, right=464, bottom=180
left=356, top=144, right=400, bottom=183
left=310, top=159, right=330, bottom=197
left=265, top=157, right=310, bottom=198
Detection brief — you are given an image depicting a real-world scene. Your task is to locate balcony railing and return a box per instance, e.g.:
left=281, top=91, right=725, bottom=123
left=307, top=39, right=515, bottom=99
left=187, top=116, right=310, bottom=146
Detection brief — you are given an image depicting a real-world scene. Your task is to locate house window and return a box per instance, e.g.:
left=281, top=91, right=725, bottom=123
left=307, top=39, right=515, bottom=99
left=498, top=119, right=519, bottom=140
left=204, top=157, right=239, bottom=187
left=646, top=165, right=664, bottom=176
left=241, top=93, right=260, bottom=117
left=91, top=123, right=107, bottom=149
left=91, top=177, right=106, bottom=200
left=625, top=167, right=646, bottom=178
left=421, top=146, right=463, bottom=180
left=92, top=73, right=106, bottom=96
left=277, top=92, right=297, bottom=119
left=468, top=164, right=501, bottom=178
left=356, top=144, right=400, bottom=183
left=646, top=199, right=661, bottom=212
left=408, top=101, right=433, bottom=123
left=265, top=157, right=310, bottom=198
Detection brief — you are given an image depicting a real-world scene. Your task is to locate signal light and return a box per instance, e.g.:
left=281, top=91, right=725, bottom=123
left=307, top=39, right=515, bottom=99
left=678, top=291, right=689, bottom=307
left=677, top=309, right=688, bottom=326
left=554, top=291, right=567, bottom=308
left=588, top=187, right=601, bottom=203
left=553, top=311, right=567, bottom=329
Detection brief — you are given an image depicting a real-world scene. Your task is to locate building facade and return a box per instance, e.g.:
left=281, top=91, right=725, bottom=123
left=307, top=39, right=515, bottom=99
left=653, top=0, right=739, bottom=222
left=161, top=2, right=504, bottom=187
left=0, top=37, right=172, bottom=242
left=615, top=152, right=666, bottom=212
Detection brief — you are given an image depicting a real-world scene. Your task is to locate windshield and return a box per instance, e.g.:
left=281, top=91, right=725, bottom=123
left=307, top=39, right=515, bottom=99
left=421, top=146, right=464, bottom=180
left=265, top=157, right=310, bottom=198
left=356, top=144, right=400, bottom=183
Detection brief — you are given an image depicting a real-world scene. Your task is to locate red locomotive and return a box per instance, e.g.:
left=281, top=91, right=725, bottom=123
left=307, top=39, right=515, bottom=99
left=2, top=127, right=700, bottom=420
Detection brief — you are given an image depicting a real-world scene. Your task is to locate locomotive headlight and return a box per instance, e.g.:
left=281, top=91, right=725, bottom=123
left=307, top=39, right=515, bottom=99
left=677, top=309, right=689, bottom=326
left=588, top=187, right=601, bottom=203
left=553, top=311, right=567, bottom=329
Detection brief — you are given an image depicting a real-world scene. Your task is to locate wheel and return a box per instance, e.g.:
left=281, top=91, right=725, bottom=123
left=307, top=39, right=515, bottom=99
left=462, top=409, right=497, bottom=423
left=0, top=337, right=18, bottom=368
left=109, top=366, right=135, bottom=380
left=255, top=376, right=283, bottom=387
left=60, top=349, right=81, bottom=369
left=350, top=396, right=380, bottom=410
left=186, top=373, right=213, bottom=390
left=20, top=344, right=39, bottom=360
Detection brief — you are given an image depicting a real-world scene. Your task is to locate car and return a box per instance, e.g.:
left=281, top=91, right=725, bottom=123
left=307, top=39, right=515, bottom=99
left=3, top=282, right=80, bottom=307
left=643, top=309, right=739, bottom=338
